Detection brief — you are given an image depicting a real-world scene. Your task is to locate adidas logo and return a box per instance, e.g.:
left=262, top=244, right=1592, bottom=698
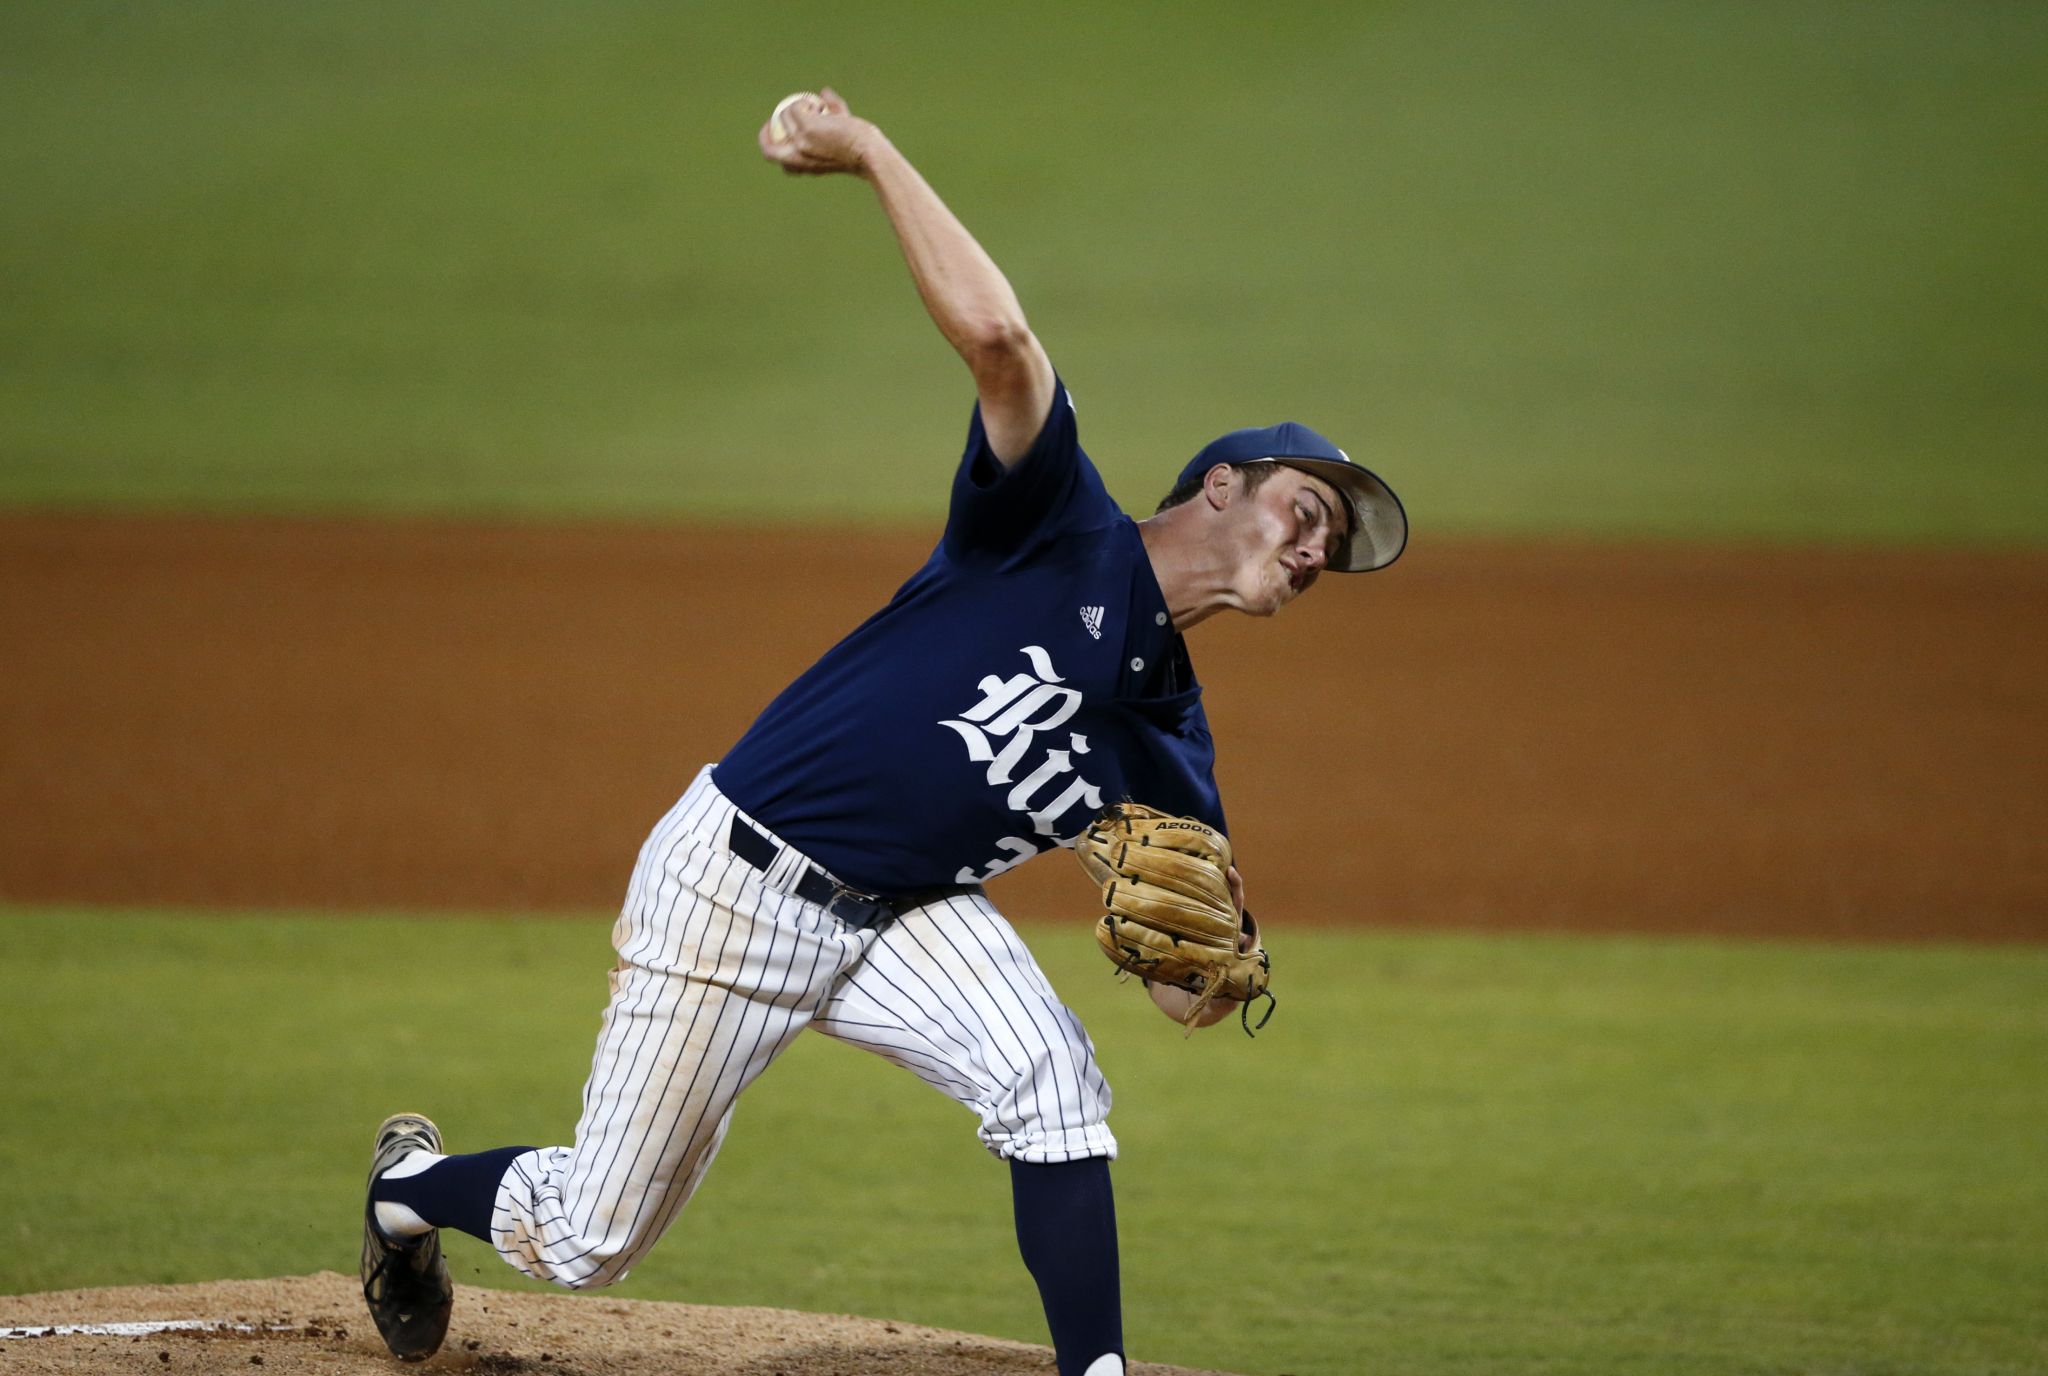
left=1079, top=605, right=1105, bottom=639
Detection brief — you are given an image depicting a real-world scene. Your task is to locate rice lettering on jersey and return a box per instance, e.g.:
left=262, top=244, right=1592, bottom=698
left=940, top=644, right=1107, bottom=882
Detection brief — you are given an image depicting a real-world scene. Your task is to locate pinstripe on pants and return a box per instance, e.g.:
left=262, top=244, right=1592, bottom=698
left=490, top=766, right=1115, bottom=1289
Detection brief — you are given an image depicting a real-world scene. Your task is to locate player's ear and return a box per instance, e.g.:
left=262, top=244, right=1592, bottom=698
left=1202, top=464, right=1235, bottom=511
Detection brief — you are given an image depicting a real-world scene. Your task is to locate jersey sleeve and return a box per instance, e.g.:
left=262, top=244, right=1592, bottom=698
left=942, top=377, right=1120, bottom=564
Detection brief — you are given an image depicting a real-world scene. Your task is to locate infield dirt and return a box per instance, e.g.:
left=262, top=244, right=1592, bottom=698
left=3, top=513, right=2042, bottom=940
left=0, top=1272, right=1238, bottom=1375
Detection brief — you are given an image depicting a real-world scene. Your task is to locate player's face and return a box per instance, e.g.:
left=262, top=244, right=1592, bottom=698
left=1232, top=468, right=1349, bottom=615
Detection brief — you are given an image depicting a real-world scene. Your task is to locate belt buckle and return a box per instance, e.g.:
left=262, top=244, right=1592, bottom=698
left=826, top=880, right=886, bottom=929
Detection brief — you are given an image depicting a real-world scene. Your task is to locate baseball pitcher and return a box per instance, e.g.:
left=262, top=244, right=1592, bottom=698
left=359, top=88, right=1405, bottom=1376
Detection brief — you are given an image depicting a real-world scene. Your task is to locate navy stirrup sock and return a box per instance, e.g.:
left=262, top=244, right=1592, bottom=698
left=1010, top=1156, right=1123, bottom=1376
left=373, top=1146, right=533, bottom=1243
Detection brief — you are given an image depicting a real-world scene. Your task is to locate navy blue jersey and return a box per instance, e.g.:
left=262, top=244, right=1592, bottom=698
left=713, top=379, right=1225, bottom=894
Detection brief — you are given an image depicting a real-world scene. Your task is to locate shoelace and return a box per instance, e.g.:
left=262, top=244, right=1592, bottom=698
left=361, top=1223, right=427, bottom=1303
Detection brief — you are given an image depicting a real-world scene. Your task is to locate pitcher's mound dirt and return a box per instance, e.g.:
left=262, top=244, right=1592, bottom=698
left=0, top=1272, right=1238, bottom=1375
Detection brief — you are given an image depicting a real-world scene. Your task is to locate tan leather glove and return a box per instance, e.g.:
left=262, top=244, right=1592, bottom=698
left=1075, top=804, right=1273, bottom=1036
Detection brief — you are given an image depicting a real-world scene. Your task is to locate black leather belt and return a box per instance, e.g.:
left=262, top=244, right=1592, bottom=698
left=726, top=814, right=979, bottom=932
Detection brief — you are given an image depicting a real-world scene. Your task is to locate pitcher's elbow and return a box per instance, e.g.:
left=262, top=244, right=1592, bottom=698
left=959, top=315, right=1035, bottom=372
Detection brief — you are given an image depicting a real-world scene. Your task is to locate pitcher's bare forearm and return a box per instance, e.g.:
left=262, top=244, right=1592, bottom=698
left=763, top=90, right=1053, bottom=463
left=856, top=133, right=1054, bottom=459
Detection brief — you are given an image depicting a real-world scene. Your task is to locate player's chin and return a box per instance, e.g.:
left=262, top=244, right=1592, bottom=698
left=1262, top=574, right=1309, bottom=615
left=1230, top=569, right=1301, bottom=618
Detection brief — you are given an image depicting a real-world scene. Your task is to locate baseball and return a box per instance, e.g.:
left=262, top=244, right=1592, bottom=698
left=1148, top=979, right=1238, bottom=1029
left=768, top=91, right=820, bottom=144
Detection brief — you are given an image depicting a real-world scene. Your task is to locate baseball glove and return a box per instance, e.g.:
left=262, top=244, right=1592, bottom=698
left=1076, top=803, right=1274, bottom=1036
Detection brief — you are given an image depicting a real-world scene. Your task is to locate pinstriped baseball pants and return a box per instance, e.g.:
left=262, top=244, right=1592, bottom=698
left=489, top=766, right=1116, bottom=1289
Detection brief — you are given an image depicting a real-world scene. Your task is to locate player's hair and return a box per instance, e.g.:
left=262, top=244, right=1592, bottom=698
left=1153, top=460, right=1287, bottom=514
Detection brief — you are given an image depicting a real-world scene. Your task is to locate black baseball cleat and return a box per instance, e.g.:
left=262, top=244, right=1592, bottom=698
left=360, top=1112, right=453, bottom=1362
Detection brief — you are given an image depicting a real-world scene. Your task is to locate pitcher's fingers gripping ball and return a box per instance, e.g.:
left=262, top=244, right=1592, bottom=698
left=1078, top=803, right=1275, bottom=1035
left=758, top=88, right=856, bottom=175
left=767, top=91, right=822, bottom=142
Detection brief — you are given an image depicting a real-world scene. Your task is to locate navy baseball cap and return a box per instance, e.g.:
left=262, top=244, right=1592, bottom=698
left=1177, top=422, right=1407, bottom=572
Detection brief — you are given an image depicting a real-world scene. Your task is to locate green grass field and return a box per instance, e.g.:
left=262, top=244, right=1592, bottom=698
left=4, top=908, right=2043, bottom=1375
left=3, top=1, right=2044, bottom=543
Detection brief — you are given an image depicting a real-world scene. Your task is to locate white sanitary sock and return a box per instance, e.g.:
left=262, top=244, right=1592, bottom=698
left=1080, top=1356, right=1124, bottom=1376
left=371, top=1149, right=444, bottom=1239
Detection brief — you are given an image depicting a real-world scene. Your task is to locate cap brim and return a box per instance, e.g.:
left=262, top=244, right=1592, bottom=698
left=1267, top=457, right=1408, bottom=572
